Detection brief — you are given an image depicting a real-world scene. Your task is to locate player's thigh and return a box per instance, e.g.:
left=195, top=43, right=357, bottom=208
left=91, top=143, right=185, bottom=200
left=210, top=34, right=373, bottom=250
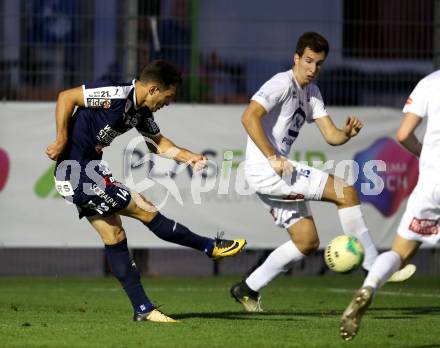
left=248, top=161, right=328, bottom=201
left=118, top=191, right=158, bottom=223
left=391, top=234, right=421, bottom=265
left=87, top=214, right=126, bottom=245
left=287, top=216, right=319, bottom=255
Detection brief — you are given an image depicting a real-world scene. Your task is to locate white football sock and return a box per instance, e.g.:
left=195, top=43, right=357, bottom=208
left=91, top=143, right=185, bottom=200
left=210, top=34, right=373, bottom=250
left=363, top=250, right=401, bottom=291
left=338, top=205, right=378, bottom=270
left=245, top=240, right=305, bottom=292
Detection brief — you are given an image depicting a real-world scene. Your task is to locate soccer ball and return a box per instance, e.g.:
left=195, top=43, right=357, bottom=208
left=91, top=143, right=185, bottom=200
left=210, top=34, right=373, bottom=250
left=324, top=235, right=365, bottom=273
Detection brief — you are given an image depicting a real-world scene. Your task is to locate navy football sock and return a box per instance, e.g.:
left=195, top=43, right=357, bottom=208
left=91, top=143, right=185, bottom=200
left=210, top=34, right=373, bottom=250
left=105, top=239, right=154, bottom=314
left=145, top=213, right=214, bottom=256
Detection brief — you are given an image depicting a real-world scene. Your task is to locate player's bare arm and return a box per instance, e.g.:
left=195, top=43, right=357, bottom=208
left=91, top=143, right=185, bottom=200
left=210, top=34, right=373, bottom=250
left=46, top=86, right=85, bottom=160
left=242, top=100, right=293, bottom=176
left=147, top=134, right=207, bottom=171
left=396, top=112, right=423, bottom=157
left=315, top=115, right=363, bottom=146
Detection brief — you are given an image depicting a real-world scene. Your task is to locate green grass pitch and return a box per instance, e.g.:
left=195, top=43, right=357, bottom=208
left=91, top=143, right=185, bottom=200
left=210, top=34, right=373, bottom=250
left=1, top=275, right=439, bottom=347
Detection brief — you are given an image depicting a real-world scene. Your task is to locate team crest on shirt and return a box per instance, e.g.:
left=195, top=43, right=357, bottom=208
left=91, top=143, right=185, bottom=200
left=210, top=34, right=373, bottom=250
left=102, top=99, right=111, bottom=109
left=124, top=113, right=140, bottom=127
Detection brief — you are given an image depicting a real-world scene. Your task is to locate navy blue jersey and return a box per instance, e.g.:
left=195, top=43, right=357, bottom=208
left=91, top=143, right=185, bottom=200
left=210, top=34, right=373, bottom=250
left=57, top=80, right=160, bottom=167
left=53, top=80, right=160, bottom=216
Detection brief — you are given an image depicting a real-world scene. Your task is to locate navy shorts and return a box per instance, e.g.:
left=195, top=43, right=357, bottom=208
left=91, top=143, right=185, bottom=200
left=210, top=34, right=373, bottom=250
left=55, top=162, right=131, bottom=219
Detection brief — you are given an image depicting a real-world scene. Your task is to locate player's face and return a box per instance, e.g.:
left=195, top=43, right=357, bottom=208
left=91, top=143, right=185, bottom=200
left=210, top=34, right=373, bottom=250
left=148, top=84, right=177, bottom=112
left=293, top=47, right=326, bottom=87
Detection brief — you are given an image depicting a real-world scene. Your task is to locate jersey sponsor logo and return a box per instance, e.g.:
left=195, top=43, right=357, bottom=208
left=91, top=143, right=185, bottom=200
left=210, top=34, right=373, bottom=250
left=282, top=107, right=306, bottom=146
left=97, top=124, right=122, bottom=145
left=255, top=90, right=269, bottom=102
left=86, top=86, right=125, bottom=99
left=144, top=118, right=160, bottom=134
left=87, top=98, right=112, bottom=108
left=408, top=217, right=438, bottom=235
left=90, top=185, right=119, bottom=208
left=0, top=148, right=10, bottom=193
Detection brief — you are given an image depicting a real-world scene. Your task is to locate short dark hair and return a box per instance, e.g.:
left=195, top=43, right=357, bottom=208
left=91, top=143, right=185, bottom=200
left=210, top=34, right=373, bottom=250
left=139, top=60, right=182, bottom=88
left=295, top=32, right=329, bottom=57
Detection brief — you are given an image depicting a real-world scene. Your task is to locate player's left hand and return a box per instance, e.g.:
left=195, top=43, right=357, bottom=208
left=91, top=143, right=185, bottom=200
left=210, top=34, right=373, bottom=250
left=343, top=116, right=363, bottom=138
left=188, top=153, right=208, bottom=171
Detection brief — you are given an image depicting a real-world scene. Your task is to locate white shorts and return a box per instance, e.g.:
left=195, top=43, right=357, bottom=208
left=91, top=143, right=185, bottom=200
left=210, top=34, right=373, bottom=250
left=397, top=182, right=440, bottom=245
left=246, top=161, right=329, bottom=229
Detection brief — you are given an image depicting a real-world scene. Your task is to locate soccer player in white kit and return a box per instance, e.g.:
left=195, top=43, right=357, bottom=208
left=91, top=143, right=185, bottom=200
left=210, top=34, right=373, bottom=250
left=230, top=32, right=415, bottom=312
left=340, top=70, right=440, bottom=341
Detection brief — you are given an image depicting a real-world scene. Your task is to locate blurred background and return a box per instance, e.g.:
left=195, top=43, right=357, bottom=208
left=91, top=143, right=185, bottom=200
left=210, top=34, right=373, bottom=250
left=0, top=0, right=435, bottom=105
left=1, top=0, right=439, bottom=277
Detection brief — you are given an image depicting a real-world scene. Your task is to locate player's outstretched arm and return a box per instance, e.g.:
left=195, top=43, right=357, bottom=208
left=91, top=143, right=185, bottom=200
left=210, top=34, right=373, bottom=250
left=146, top=134, right=208, bottom=171
left=315, top=115, right=363, bottom=146
left=396, top=112, right=423, bottom=157
left=46, top=86, right=85, bottom=160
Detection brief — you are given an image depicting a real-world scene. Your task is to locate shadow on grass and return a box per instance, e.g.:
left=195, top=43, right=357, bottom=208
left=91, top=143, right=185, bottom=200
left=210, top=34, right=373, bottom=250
left=172, top=309, right=349, bottom=320
left=369, top=306, right=440, bottom=316
left=171, top=306, right=440, bottom=321
left=172, top=311, right=302, bottom=321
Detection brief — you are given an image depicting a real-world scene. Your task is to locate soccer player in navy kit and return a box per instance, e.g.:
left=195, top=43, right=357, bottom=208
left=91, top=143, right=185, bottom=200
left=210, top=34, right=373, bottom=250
left=46, top=60, right=246, bottom=323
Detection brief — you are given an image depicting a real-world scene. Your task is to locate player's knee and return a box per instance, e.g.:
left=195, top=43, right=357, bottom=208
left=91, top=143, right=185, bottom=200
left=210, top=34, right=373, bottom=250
left=295, top=237, right=319, bottom=255
left=102, top=227, right=126, bottom=245
left=130, top=192, right=158, bottom=222
left=336, top=185, right=360, bottom=208
left=132, top=192, right=156, bottom=211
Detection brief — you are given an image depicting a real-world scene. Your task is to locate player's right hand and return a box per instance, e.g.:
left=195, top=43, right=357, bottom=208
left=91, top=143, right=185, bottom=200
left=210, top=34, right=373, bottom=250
left=46, top=140, right=66, bottom=160
left=343, top=116, right=363, bottom=138
left=268, top=155, right=294, bottom=177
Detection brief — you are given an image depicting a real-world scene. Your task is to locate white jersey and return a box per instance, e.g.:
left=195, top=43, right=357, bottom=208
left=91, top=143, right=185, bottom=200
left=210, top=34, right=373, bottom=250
left=402, top=70, right=440, bottom=180
left=245, top=69, right=328, bottom=170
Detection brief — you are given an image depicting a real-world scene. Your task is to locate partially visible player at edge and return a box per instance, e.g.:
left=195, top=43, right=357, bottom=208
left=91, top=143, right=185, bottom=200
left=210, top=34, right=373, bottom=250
left=340, top=70, right=440, bottom=341
left=46, top=59, right=246, bottom=323
left=230, top=32, right=415, bottom=312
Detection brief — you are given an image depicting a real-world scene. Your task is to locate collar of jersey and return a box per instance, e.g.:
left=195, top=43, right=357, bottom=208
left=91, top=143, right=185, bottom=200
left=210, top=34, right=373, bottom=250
left=132, top=79, right=139, bottom=110
left=290, top=70, right=304, bottom=91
